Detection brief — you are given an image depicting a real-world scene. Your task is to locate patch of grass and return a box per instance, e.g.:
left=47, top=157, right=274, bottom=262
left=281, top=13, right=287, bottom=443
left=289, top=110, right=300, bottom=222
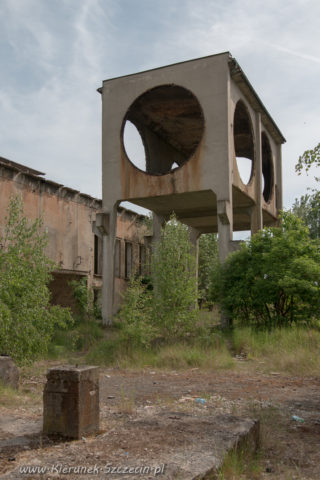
left=47, top=317, right=105, bottom=359
left=231, top=326, right=320, bottom=375
left=0, top=380, right=41, bottom=407
left=85, top=326, right=126, bottom=366
left=216, top=444, right=261, bottom=480
left=117, top=387, right=136, bottom=415
left=151, top=343, right=234, bottom=370
left=0, top=380, right=21, bottom=406
left=86, top=333, right=234, bottom=370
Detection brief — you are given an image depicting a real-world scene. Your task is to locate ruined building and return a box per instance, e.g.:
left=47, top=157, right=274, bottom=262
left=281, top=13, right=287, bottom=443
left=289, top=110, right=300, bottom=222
left=98, top=52, right=285, bottom=324
left=0, top=156, right=147, bottom=311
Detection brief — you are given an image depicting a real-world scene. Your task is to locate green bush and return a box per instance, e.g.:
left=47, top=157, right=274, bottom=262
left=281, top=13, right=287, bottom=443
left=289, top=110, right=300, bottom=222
left=116, top=275, right=155, bottom=350
left=48, top=277, right=104, bottom=354
left=152, top=214, right=198, bottom=341
left=211, top=212, right=320, bottom=328
left=0, top=196, right=72, bottom=364
left=116, top=214, right=200, bottom=348
left=198, top=233, right=218, bottom=306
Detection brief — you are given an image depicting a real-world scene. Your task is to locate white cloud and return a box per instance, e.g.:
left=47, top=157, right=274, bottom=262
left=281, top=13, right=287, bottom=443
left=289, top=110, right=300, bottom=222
left=0, top=0, right=319, bottom=210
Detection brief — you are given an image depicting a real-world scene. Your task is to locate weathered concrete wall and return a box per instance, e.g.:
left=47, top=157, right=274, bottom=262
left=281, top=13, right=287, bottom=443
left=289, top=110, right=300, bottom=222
left=0, top=157, right=100, bottom=309
left=0, top=157, right=146, bottom=311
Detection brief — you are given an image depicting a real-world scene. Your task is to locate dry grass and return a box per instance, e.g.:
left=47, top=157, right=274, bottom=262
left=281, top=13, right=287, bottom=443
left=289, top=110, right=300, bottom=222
left=87, top=333, right=235, bottom=370
left=232, top=327, right=320, bottom=376
left=116, top=387, right=136, bottom=415
left=0, top=381, right=22, bottom=407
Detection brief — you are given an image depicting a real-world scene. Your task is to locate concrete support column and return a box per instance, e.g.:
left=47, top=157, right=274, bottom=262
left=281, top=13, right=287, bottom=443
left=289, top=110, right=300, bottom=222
left=276, top=143, right=283, bottom=217
left=97, top=204, right=118, bottom=326
left=217, top=199, right=233, bottom=262
left=151, top=213, right=166, bottom=296
left=217, top=199, right=233, bottom=328
left=251, top=112, right=263, bottom=235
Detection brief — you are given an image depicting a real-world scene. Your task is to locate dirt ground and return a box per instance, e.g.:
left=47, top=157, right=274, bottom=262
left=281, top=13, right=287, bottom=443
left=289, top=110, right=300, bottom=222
left=0, top=360, right=320, bottom=479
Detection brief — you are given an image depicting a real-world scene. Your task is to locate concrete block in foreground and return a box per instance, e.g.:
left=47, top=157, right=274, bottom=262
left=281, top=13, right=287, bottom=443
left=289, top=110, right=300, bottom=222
left=43, top=365, right=99, bottom=439
left=0, top=356, right=19, bottom=389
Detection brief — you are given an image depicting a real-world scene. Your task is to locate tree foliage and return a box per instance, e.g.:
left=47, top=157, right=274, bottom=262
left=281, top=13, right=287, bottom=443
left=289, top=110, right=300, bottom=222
left=0, top=196, right=72, bottom=364
left=211, top=212, right=320, bottom=329
left=292, top=191, right=320, bottom=240
left=117, top=214, right=199, bottom=347
left=293, top=142, right=320, bottom=240
left=198, top=233, right=218, bottom=305
left=152, top=215, right=198, bottom=340
left=295, top=142, right=320, bottom=176
left=116, top=275, right=155, bottom=350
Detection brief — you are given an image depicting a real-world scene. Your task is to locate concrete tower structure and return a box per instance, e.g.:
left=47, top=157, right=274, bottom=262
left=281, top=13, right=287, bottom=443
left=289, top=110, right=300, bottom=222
left=97, top=52, right=285, bottom=325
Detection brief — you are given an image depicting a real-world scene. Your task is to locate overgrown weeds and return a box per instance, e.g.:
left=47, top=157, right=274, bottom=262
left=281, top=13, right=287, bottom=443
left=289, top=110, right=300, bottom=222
left=86, top=332, right=234, bottom=370
left=0, top=380, right=41, bottom=407
left=216, top=445, right=261, bottom=479
left=0, top=380, right=22, bottom=407
left=48, top=277, right=104, bottom=358
left=231, top=326, right=320, bottom=375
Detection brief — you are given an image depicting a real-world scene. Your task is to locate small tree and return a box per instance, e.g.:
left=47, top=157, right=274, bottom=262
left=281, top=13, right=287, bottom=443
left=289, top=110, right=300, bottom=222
left=0, top=196, right=72, bottom=364
left=117, top=214, right=199, bottom=346
left=198, top=233, right=218, bottom=306
left=116, top=275, right=155, bottom=350
left=212, top=212, right=320, bottom=329
left=151, top=215, right=198, bottom=341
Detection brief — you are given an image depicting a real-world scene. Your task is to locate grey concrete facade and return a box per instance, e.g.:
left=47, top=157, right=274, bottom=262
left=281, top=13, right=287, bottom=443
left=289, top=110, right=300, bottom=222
left=98, top=52, right=285, bottom=325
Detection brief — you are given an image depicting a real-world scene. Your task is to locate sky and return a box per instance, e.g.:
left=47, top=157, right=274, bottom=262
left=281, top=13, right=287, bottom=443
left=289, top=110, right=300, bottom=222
left=0, top=0, right=319, bottom=214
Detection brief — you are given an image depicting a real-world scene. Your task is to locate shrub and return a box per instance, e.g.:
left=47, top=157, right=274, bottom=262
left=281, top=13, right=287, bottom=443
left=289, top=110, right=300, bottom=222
left=151, top=214, right=198, bottom=341
left=198, top=233, right=218, bottom=306
left=116, top=214, right=199, bottom=347
left=0, top=196, right=72, bottom=364
left=116, top=275, right=155, bottom=350
left=212, top=212, right=320, bottom=328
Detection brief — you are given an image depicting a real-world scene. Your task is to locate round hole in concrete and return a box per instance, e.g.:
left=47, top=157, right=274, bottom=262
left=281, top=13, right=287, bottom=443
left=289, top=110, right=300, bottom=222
left=235, top=157, right=253, bottom=185
left=121, top=84, right=204, bottom=175
left=123, top=121, right=146, bottom=171
left=262, top=132, right=274, bottom=202
left=233, top=101, right=254, bottom=185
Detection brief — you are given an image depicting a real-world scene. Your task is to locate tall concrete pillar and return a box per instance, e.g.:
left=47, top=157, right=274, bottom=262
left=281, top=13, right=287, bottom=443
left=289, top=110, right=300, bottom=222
left=276, top=143, right=283, bottom=217
left=251, top=112, right=263, bottom=235
left=97, top=204, right=118, bottom=326
left=217, top=199, right=233, bottom=262
left=217, top=199, right=233, bottom=328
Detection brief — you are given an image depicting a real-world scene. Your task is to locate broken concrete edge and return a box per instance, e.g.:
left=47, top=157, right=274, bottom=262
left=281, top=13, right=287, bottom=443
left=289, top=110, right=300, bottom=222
left=0, top=356, right=19, bottom=390
left=193, top=418, right=260, bottom=480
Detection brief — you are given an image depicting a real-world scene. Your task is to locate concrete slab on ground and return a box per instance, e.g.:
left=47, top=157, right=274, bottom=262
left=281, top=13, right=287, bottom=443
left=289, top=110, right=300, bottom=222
left=0, top=410, right=259, bottom=479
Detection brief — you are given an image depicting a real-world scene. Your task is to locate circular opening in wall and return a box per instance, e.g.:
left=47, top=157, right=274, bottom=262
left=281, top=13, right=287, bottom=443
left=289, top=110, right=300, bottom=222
left=123, top=121, right=146, bottom=171
left=262, top=132, right=274, bottom=202
left=233, top=101, right=254, bottom=185
left=122, top=84, right=204, bottom=175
